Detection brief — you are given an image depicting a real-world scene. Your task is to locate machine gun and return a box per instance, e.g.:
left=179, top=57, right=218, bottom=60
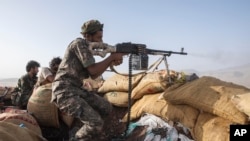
left=89, top=42, right=187, bottom=70
left=89, top=42, right=187, bottom=57
left=89, top=42, right=187, bottom=140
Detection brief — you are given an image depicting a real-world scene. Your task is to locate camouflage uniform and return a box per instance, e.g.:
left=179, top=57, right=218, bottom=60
left=51, top=38, right=112, bottom=140
left=13, top=73, right=37, bottom=108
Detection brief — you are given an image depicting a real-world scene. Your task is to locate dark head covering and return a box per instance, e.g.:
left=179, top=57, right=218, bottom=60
left=81, top=20, right=103, bottom=34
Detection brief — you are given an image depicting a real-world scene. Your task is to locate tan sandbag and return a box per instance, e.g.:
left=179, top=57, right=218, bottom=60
left=231, top=92, right=250, bottom=117
left=104, top=91, right=132, bottom=107
left=163, top=76, right=250, bottom=124
left=98, top=73, right=145, bottom=93
left=122, top=93, right=199, bottom=130
left=0, top=108, right=42, bottom=136
left=27, top=83, right=60, bottom=128
left=0, top=121, right=47, bottom=141
left=193, top=112, right=232, bottom=141
left=0, top=86, right=15, bottom=100
left=131, top=70, right=177, bottom=100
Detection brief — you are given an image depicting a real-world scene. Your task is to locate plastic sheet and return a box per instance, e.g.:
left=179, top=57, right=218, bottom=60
left=179, top=134, right=195, bottom=141
left=126, top=113, right=194, bottom=141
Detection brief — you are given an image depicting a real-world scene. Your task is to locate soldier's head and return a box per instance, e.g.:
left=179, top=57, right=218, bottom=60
left=49, top=57, right=62, bottom=74
left=26, top=60, right=40, bottom=76
left=80, top=19, right=103, bottom=42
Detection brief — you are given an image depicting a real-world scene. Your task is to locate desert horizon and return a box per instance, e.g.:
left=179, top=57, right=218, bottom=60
left=1, top=62, right=250, bottom=89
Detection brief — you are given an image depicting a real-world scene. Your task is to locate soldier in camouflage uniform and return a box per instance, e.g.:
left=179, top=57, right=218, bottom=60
left=12, top=60, right=40, bottom=109
left=51, top=19, right=125, bottom=141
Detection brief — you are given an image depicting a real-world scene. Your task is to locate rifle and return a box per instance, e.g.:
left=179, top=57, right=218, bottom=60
left=89, top=42, right=187, bottom=57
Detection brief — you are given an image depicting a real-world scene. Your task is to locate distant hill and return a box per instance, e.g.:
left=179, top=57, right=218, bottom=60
left=1, top=63, right=250, bottom=89
left=200, top=64, right=250, bottom=89
left=181, top=63, right=250, bottom=89
left=0, top=78, right=18, bottom=87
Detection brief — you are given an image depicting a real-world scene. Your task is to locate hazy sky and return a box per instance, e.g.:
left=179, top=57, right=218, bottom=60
left=1, top=0, right=250, bottom=78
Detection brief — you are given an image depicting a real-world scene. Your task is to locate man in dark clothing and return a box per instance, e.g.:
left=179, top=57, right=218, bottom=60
left=52, top=19, right=125, bottom=141
left=12, top=60, right=40, bottom=109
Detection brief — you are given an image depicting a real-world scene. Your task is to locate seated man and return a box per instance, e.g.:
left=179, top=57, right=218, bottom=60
left=36, top=57, right=62, bottom=87
left=12, top=60, right=40, bottom=109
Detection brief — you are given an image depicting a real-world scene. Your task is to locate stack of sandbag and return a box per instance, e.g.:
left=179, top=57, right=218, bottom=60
left=122, top=93, right=199, bottom=133
left=0, top=86, right=15, bottom=100
left=131, top=70, right=178, bottom=100
left=0, top=108, right=43, bottom=139
left=193, top=112, right=231, bottom=141
left=98, top=69, right=179, bottom=107
left=98, top=72, right=145, bottom=107
left=163, top=76, right=250, bottom=141
left=99, top=69, right=200, bottom=139
left=231, top=92, right=250, bottom=118
left=0, top=122, right=47, bottom=141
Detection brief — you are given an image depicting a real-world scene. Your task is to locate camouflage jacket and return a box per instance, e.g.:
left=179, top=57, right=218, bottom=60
left=52, top=38, right=95, bottom=102
left=16, top=73, right=37, bottom=96
left=12, top=73, right=37, bottom=107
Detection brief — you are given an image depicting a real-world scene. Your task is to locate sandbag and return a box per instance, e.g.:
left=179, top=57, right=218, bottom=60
left=0, top=122, right=47, bottom=141
left=131, top=70, right=177, bottom=100
left=231, top=92, right=250, bottom=117
left=122, top=93, right=199, bottom=130
left=0, top=108, right=42, bottom=136
left=163, top=76, right=250, bottom=124
left=104, top=91, right=132, bottom=107
left=0, top=86, right=15, bottom=100
left=98, top=73, right=144, bottom=93
left=193, top=112, right=232, bottom=141
left=27, top=83, right=60, bottom=128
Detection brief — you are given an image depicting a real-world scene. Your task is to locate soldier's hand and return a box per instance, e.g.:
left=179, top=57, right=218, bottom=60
left=112, top=60, right=123, bottom=66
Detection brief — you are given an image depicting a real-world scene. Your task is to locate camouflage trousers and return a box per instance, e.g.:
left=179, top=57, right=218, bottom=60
left=56, top=90, right=112, bottom=140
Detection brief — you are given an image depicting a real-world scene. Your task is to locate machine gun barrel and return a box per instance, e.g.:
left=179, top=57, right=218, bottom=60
left=146, top=48, right=187, bottom=56
left=115, top=42, right=187, bottom=56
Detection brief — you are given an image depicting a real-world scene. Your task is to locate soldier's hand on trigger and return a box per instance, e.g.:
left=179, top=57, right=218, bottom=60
left=110, top=53, right=125, bottom=66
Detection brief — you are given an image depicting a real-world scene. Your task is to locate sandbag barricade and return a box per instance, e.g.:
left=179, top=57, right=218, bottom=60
left=231, top=92, right=250, bottom=118
left=98, top=73, right=145, bottom=93
left=100, top=69, right=181, bottom=107
left=0, top=121, right=47, bottom=141
left=104, top=91, right=132, bottom=107
left=0, top=108, right=42, bottom=136
left=122, top=93, right=199, bottom=131
left=193, top=112, right=232, bottom=141
left=131, top=70, right=177, bottom=100
left=163, top=76, right=250, bottom=124
left=0, top=86, right=15, bottom=100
